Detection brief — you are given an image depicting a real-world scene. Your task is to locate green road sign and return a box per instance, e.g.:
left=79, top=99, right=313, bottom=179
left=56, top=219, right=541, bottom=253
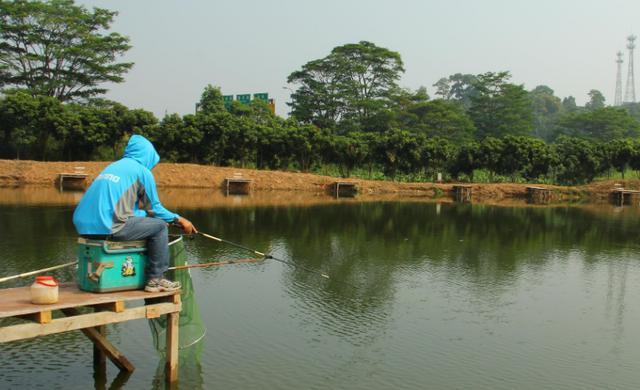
left=253, top=93, right=269, bottom=102
left=223, top=95, right=234, bottom=109
left=236, top=94, right=251, bottom=104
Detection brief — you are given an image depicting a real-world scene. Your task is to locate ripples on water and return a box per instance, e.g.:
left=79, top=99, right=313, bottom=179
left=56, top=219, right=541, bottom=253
left=2, top=199, right=640, bottom=389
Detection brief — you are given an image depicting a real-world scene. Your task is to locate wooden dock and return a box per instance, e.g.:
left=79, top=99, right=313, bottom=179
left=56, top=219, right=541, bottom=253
left=453, top=185, right=472, bottom=202
left=225, top=173, right=253, bottom=195
left=334, top=182, right=358, bottom=198
left=610, top=188, right=640, bottom=206
left=58, top=167, right=88, bottom=191
left=0, top=284, right=182, bottom=383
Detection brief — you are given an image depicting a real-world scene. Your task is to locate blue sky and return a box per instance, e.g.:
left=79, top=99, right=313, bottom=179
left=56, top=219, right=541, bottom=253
left=77, top=0, right=640, bottom=117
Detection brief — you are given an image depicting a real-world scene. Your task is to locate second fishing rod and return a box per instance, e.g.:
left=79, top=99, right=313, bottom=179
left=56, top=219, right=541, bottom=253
left=192, top=231, right=330, bottom=280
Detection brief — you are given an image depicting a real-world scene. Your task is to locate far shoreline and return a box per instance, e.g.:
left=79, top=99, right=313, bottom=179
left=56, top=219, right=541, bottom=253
left=0, top=159, right=636, bottom=206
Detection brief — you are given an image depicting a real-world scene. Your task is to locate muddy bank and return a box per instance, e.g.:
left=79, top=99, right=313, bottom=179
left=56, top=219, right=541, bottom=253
left=0, top=159, right=635, bottom=204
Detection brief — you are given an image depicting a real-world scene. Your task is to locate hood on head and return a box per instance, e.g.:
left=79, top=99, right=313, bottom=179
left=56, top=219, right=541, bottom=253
left=123, top=135, right=160, bottom=169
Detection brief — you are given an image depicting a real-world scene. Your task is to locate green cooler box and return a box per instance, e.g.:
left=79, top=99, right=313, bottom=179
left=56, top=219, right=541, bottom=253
left=77, top=237, right=148, bottom=292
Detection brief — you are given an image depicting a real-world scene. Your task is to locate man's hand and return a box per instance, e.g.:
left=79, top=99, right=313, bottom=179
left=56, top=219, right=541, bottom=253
left=175, top=217, right=197, bottom=235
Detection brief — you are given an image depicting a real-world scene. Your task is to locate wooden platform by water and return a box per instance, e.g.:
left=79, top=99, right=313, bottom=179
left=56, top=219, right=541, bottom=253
left=225, top=173, right=253, bottom=195
left=334, top=182, right=358, bottom=198
left=0, top=284, right=182, bottom=383
left=58, top=167, right=88, bottom=191
left=526, top=186, right=552, bottom=204
left=453, top=185, right=472, bottom=202
left=610, top=187, right=640, bottom=206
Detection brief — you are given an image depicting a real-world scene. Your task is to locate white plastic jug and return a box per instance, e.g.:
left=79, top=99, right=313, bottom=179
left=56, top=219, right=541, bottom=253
left=31, top=276, right=59, bottom=304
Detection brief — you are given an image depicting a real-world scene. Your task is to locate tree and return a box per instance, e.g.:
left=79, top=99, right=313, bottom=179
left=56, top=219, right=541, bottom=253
left=196, top=85, right=226, bottom=114
left=468, top=72, right=534, bottom=139
left=0, top=90, right=75, bottom=160
left=585, top=89, right=605, bottom=111
left=329, top=132, right=370, bottom=177
left=562, top=96, right=578, bottom=112
left=476, top=137, right=504, bottom=180
left=287, top=41, right=404, bottom=132
left=529, top=85, right=561, bottom=141
left=450, top=141, right=480, bottom=181
left=375, top=128, right=420, bottom=178
left=432, top=73, right=478, bottom=109
left=496, top=136, right=555, bottom=181
left=553, top=136, right=603, bottom=185
left=556, top=107, right=640, bottom=141
left=404, top=99, right=475, bottom=143
left=0, top=0, right=132, bottom=101
left=605, top=139, right=634, bottom=179
left=420, top=137, right=454, bottom=179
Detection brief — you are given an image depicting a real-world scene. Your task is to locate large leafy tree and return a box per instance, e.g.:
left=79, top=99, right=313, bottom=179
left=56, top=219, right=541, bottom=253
left=287, top=41, right=404, bottom=132
left=529, top=85, right=562, bottom=141
left=468, top=71, right=534, bottom=139
left=432, top=73, right=478, bottom=109
left=496, top=135, right=555, bottom=181
left=404, top=99, right=475, bottom=143
left=553, top=136, right=603, bottom=185
left=0, top=0, right=132, bottom=101
left=585, top=89, right=605, bottom=111
left=556, top=107, right=640, bottom=141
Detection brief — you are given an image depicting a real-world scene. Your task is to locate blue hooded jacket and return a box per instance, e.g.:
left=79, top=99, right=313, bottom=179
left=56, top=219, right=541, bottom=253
left=72, top=135, right=179, bottom=235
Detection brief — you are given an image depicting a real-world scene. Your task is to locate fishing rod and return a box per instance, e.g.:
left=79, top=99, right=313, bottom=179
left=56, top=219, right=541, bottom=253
left=197, top=232, right=330, bottom=279
left=168, top=258, right=262, bottom=271
left=0, top=261, right=78, bottom=283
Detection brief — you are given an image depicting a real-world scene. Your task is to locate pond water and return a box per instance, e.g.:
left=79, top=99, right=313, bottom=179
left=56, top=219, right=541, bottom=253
left=1, top=190, right=640, bottom=389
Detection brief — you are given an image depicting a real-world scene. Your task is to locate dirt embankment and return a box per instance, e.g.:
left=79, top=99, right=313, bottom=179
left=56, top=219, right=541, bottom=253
left=0, top=159, right=634, bottom=203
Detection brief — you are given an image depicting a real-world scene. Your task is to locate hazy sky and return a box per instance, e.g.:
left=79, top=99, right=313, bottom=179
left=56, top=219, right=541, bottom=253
left=76, top=0, right=640, bottom=117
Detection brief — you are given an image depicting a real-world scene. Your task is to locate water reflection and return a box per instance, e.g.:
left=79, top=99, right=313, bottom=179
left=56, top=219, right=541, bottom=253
left=3, top=197, right=640, bottom=389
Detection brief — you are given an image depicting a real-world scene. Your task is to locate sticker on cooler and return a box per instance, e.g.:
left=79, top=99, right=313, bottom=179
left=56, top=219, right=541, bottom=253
left=121, top=256, right=136, bottom=277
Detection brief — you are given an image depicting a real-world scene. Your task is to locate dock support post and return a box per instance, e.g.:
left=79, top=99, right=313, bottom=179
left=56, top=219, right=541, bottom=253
left=165, top=311, right=179, bottom=383
left=60, top=308, right=135, bottom=373
left=93, top=324, right=107, bottom=374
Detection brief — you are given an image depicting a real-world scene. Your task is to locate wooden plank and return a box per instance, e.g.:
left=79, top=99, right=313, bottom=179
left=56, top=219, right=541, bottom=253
left=146, top=306, right=161, bottom=319
left=61, top=308, right=135, bottom=373
left=93, top=307, right=107, bottom=374
left=165, top=311, right=179, bottom=383
left=225, top=178, right=252, bottom=183
left=0, top=284, right=178, bottom=318
left=93, top=324, right=107, bottom=373
left=17, top=310, right=52, bottom=324
left=0, top=302, right=181, bottom=343
left=92, top=301, right=125, bottom=313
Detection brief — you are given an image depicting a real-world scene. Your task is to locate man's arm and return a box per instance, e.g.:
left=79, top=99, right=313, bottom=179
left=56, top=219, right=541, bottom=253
left=139, top=169, right=197, bottom=234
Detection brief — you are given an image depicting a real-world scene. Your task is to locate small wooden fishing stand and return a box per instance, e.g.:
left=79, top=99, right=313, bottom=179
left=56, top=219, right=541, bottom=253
left=610, top=187, right=640, bottom=206
left=526, top=186, right=552, bottom=204
left=453, top=185, right=472, bottom=202
left=0, top=284, right=182, bottom=384
left=225, top=173, right=253, bottom=196
left=334, top=182, right=357, bottom=198
left=58, top=167, right=88, bottom=191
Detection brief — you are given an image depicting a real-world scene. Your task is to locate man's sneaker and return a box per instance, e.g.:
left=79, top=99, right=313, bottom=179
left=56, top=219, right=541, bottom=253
left=145, top=278, right=181, bottom=292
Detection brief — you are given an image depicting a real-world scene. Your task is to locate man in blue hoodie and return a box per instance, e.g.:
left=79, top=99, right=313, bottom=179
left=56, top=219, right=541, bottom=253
left=73, top=135, right=197, bottom=292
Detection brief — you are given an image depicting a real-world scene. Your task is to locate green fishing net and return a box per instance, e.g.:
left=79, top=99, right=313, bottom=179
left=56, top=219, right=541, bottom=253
left=148, top=236, right=207, bottom=352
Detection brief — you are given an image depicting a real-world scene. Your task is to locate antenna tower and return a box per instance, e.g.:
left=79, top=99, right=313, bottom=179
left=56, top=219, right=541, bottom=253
left=615, top=51, right=624, bottom=106
left=624, top=35, right=636, bottom=103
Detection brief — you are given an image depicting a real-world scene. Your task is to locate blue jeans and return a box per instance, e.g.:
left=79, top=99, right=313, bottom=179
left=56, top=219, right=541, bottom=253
left=111, top=217, right=169, bottom=280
